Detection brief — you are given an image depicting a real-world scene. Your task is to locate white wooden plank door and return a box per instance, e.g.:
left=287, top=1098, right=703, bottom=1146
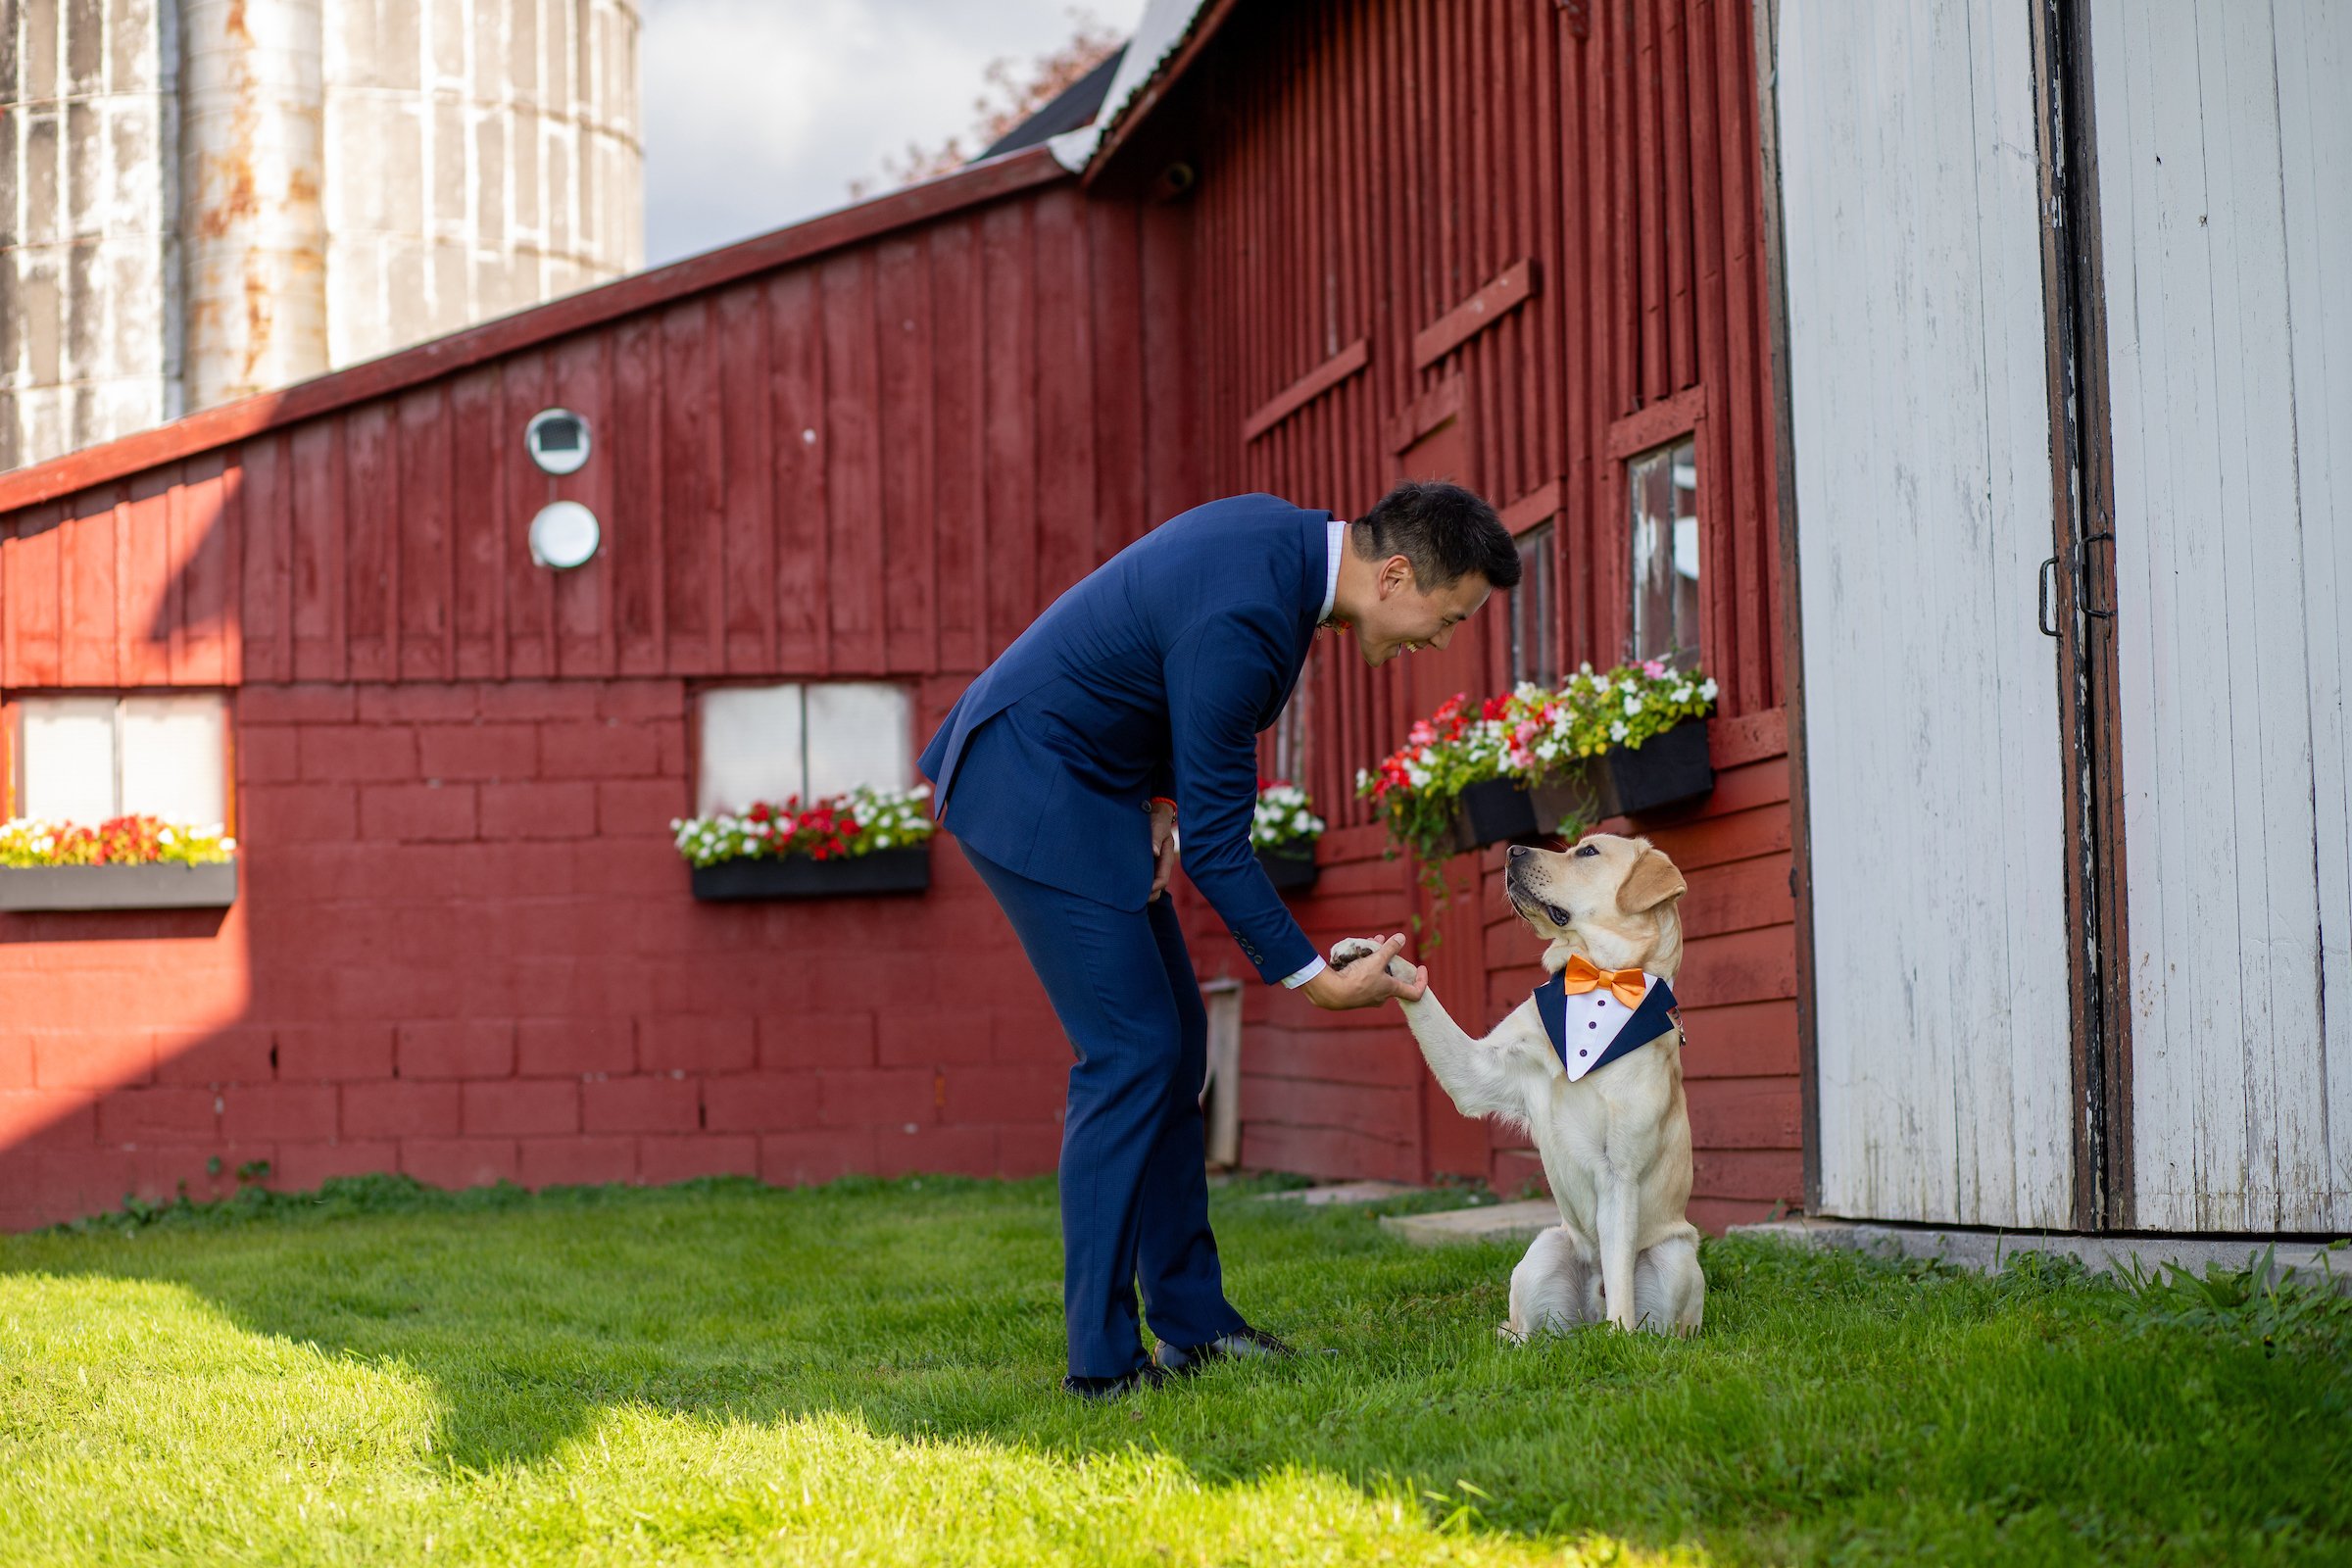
left=2090, top=0, right=2352, bottom=1232
left=1777, top=0, right=2077, bottom=1226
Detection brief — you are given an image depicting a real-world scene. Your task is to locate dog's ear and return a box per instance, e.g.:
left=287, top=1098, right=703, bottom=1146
left=1617, top=846, right=1687, bottom=914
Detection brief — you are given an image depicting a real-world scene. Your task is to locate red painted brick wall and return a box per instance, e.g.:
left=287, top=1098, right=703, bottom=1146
left=0, top=677, right=1085, bottom=1231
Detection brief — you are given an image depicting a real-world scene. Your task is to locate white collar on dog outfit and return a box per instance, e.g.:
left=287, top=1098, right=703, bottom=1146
left=1534, top=956, right=1681, bottom=1081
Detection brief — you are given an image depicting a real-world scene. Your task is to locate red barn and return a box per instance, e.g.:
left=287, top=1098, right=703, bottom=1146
left=0, top=0, right=1800, bottom=1234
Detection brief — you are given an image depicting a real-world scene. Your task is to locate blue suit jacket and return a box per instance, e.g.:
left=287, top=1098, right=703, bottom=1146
left=918, top=494, right=1326, bottom=984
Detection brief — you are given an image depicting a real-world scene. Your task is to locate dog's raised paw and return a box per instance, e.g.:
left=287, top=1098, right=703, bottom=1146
left=1329, top=938, right=1383, bottom=971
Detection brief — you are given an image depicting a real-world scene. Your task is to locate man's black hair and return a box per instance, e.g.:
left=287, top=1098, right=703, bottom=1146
left=1350, top=479, right=1522, bottom=592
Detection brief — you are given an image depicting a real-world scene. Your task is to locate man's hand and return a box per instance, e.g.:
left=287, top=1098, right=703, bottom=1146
left=1148, top=800, right=1179, bottom=901
left=1302, top=933, right=1426, bottom=1009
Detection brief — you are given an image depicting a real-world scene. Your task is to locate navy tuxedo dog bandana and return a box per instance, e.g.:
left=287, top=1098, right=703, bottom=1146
left=1535, top=962, right=1681, bottom=1081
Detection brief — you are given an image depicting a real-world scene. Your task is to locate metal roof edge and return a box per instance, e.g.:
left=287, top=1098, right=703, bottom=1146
left=1050, top=0, right=1233, bottom=180
left=0, top=144, right=1071, bottom=515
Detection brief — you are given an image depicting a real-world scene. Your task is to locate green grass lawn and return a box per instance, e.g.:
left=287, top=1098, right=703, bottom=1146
left=1, top=1174, right=2345, bottom=1566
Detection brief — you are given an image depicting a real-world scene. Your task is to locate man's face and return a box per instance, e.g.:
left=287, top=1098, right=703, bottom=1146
left=1347, top=556, right=1493, bottom=666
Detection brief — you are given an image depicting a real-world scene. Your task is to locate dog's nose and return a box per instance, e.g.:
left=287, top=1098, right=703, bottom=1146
left=1507, top=844, right=1533, bottom=860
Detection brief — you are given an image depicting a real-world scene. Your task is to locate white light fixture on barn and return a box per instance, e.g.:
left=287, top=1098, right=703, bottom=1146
left=524, top=407, right=592, bottom=474
left=529, top=501, right=601, bottom=569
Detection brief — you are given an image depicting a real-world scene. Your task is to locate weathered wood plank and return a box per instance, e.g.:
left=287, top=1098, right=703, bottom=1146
left=2097, top=0, right=2347, bottom=1231
left=764, top=270, right=829, bottom=675
left=1777, top=0, right=2071, bottom=1227
left=2275, top=0, right=2352, bottom=1230
left=714, top=282, right=776, bottom=674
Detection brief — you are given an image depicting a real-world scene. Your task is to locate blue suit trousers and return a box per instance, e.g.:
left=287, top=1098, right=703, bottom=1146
left=960, top=839, right=1250, bottom=1378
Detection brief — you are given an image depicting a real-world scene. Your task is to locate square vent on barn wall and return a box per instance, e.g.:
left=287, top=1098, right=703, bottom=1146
left=694, top=683, right=912, bottom=816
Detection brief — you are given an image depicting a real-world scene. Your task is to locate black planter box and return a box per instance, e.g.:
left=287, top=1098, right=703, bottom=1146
left=1589, top=719, right=1715, bottom=818
left=0, top=859, right=238, bottom=912
left=689, top=846, right=932, bottom=902
left=1453, top=776, right=1545, bottom=850
left=1256, top=845, right=1319, bottom=894
left=1447, top=722, right=1714, bottom=854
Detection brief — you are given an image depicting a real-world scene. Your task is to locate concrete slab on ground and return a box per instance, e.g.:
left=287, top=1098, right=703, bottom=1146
left=1257, top=1180, right=1423, bottom=1206
left=1731, top=1216, right=2351, bottom=1295
left=1379, top=1198, right=1557, bottom=1247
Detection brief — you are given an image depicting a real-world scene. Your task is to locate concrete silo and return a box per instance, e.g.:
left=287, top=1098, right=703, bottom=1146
left=1, top=0, right=642, bottom=470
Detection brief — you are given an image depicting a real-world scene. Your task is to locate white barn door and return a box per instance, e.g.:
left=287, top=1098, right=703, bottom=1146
left=1777, top=0, right=2077, bottom=1227
left=2091, top=0, right=2352, bottom=1232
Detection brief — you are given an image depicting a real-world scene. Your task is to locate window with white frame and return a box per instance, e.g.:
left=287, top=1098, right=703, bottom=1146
left=694, top=682, right=913, bottom=814
left=1508, top=520, right=1559, bottom=688
left=8, top=692, right=230, bottom=829
left=1628, top=435, right=1701, bottom=667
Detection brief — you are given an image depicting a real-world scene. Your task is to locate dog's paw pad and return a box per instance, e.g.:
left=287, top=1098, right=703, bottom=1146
left=1329, top=938, right=1382, bottom=970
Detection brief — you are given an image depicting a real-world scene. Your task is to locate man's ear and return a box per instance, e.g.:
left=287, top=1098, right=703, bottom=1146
left=1617, top=846, right=1687, bottom=914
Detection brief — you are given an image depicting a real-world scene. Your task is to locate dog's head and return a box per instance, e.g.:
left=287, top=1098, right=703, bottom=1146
left=1503, top=833, right=1689, bottom=978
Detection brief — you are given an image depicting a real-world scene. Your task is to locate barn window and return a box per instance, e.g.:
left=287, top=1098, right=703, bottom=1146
left=1508, top=521, right=1558, bottom=687
left=694, top=682, right=912, bottom=814
left=1270, top=683, right=1308, bottom=788
left=1628, top=435, right=1701, bottom=666
left=8, top=693, right=230, bottom=829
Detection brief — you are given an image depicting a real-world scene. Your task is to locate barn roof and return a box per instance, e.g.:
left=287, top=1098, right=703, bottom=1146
left=0, top=145, right=1070, bottom=516
left=976, top=45, right=1128, bottom=160
left=1041, top=0, right=1236, bottom=179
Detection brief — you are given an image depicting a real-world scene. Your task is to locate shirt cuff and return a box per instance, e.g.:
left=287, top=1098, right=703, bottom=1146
left=1280, top=956, right=1326, bottom=989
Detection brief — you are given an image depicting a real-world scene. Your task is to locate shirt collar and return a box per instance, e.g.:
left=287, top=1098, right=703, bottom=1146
left=1320, top=518, right=1346, bottom=622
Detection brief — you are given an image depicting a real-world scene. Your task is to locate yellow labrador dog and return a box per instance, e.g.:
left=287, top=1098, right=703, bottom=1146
left=1333, top=833, right=1704, bottom=1337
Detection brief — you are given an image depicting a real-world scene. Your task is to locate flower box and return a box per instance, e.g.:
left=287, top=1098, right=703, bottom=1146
left=688, top=846, right=931, bottom=902
left=1449, top=778, right=1592, bottom=852
left=0, top=859, right=238, bottom=912
left=1451, top=777, right=1544, bottom=850
left=1585, top=718, right=1714, bottom=818
left=1256, top=845, right=1319, bottom=894
left=1448, top=721, right=1712, bottom=852
left=1361, top=663, right=1719, bottom=867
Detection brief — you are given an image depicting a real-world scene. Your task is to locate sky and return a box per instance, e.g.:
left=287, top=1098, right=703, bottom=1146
left=639, top=0, right=1152, bottom=269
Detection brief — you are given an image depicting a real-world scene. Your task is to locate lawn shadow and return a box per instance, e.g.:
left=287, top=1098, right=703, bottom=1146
left=1, top=1175, right=1679, bottom=1541
left=8, top=1173, right=2349, bottom=1562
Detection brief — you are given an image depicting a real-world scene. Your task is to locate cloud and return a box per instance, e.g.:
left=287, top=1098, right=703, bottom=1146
left=640, top=0, right=1149, bottom=267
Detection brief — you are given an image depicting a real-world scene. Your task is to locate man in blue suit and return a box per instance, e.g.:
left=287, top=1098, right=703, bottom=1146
left=919, top=480, right=1522, bottom=1396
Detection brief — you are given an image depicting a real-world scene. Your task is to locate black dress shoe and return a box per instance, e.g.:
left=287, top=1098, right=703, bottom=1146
left=1152, top=1325, right=1302, bottom=1376
left=1060, top=1363, right=1167, bottom=1400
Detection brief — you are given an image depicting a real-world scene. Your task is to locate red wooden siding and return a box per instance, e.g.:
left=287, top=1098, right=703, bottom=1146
left=1149, top=0, right=1799, bottom=1225
left=1, top=188, right=1197, bottom=697
left=0, top=172, right=1216, bottom=1231
left=0, top=0, right=1800, bottom=1232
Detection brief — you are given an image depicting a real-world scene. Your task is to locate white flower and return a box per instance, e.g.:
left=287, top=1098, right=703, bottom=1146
left=1700, top=678, right=1719, bottom=701
left=1610, top=720, right=1629, bottom=742
left=1624, top=695, right=1642, bottom=715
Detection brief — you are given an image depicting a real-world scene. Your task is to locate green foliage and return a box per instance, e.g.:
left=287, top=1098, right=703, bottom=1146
left=3, top=1180, right=2347, bottom=1566
left=1250, top=781, right=1326, bottom=852
left=0, top=814, right=235, bottom=867
left=2110, top=1242, right=2352, bottom=1354
left=1354, top=663, right=1721, bottom=872
left=668, top=784, right=936, bottom=867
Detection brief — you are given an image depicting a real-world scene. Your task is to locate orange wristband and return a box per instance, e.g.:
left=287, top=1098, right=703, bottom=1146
left=1149, top=796, right=1179, bottom=818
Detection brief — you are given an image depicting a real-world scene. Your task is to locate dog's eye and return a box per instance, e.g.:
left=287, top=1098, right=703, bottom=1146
left=1574, top=844, right=1600, bottom=858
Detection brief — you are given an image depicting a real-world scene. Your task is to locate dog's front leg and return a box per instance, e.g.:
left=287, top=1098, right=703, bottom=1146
left=1596, top=1174, right=1641, bottom=1331
left=1328, top=939, right=1517, bottom=1121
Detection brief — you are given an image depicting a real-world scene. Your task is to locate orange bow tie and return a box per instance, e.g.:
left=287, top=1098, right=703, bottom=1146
left=1560, top=954, right=1647, bottom=1008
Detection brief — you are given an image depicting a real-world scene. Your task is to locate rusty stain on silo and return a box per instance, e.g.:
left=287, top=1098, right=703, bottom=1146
left=2, top=0, right=644, bottom=470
